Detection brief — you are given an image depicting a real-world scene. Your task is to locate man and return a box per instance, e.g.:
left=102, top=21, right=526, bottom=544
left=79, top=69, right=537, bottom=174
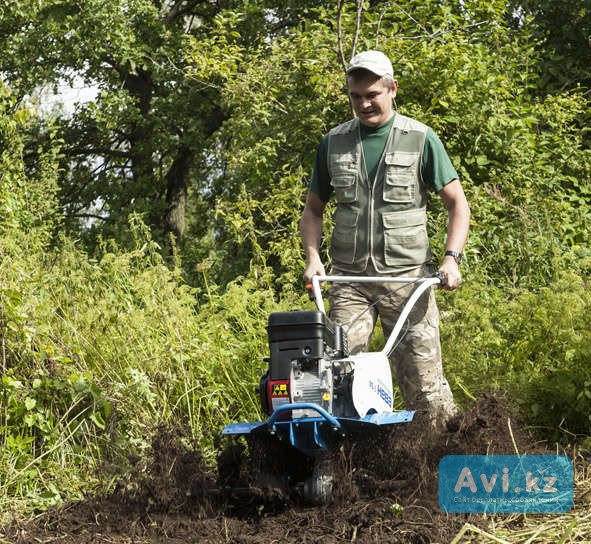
left=299, top=50, right=470, bottom=428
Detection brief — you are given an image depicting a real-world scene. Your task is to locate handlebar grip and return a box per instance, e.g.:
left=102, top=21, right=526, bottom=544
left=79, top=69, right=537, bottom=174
left=433, top=270, right=447, bottom=287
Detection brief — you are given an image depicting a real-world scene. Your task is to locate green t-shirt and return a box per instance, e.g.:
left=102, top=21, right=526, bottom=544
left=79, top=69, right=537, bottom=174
left=309, top=114, right=458, bottom=202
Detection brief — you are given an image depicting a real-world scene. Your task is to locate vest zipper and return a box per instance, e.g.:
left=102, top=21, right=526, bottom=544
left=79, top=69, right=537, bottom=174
left=358, top=125, right=374, bottom=271
left=364, top=121, right=394, bottom=272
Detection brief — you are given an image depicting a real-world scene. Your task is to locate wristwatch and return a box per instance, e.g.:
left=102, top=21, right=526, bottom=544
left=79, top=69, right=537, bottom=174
left=444, top=250, right=463, bottom=265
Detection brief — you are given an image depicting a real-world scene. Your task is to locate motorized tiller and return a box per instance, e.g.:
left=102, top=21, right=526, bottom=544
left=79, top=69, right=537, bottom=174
left=222, top=272, right=446, bottom=504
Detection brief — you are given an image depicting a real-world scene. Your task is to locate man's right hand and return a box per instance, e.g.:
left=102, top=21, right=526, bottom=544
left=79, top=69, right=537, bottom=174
left=303, top=257, right=326, bottom=285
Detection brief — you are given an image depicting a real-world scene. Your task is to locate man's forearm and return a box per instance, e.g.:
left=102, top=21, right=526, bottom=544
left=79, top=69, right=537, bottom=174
left=300, top=208, right=323, bottom=263
left=438, top=179, right=470, bottom=254
left=444, top=197, right=470, bottom=254
left=437, top=179, right=470, bottom=290
left=300, top=193, right=327, bottom=282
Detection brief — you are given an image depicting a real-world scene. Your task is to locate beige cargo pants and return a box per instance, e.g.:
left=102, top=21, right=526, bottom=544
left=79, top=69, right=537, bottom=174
left=328, top=263, right=457, bottom=426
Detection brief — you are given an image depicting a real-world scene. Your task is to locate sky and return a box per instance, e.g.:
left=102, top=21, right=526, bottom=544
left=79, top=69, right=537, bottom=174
left=34, top=75, right=99, bottom=117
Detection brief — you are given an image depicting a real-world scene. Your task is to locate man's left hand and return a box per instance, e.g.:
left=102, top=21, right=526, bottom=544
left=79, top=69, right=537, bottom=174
left=439, top=257, right=462, bottom=291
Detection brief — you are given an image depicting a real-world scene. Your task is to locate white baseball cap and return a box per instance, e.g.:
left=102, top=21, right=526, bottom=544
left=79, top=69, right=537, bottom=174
left=347, top=50, right=393, bottom=78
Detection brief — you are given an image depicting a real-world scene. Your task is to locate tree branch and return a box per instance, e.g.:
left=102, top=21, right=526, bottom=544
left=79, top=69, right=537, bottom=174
left=484, top=184, right=532, bottom=225
left=393, top=20, right=489, bottom=64
left=350, top=0, right=364, bottom=60
left=73, top=213, right=109, bottom=221
left=165, top=0, right=201, bottom=25
left=375, top=6, right=387, bottom=49
left=165, top=0, right=186, bottom=23
left=66, top=147, right=132, bottom=159
left=395, top=20, right=488, bottom=40
left=336, top=0, right=347, bottom=74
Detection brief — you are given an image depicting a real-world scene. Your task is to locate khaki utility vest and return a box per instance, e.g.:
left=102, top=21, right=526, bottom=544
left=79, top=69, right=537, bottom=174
left=327, top=113, right=432, bottom=273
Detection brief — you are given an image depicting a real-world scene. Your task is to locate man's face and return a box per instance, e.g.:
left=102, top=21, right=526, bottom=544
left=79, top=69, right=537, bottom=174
left=348, top=75, right=397, bottom=127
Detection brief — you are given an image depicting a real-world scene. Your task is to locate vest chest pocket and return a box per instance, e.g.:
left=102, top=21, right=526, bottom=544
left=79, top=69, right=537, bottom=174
left=330, top=173, right=357, bottom=203
left=330, top=207, right=359, bottom=265
left=383, top=151, right=419, bottom=203
left=382, top=209, right=429, bottom=267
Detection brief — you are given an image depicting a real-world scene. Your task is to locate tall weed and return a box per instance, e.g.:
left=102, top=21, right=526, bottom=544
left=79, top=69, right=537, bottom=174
left=0, top=220, right=306, bottom=516
left=440, top=256, right=591, bottom=439
left=1, top=85, right=301, bottom=515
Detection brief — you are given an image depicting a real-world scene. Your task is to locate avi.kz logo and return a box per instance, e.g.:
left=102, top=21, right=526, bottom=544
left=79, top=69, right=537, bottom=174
left=439, top=455, right=573, bottom=513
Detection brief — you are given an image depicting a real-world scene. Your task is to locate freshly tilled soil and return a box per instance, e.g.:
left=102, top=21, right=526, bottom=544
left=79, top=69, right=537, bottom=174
left=1, top=394, right=544, bottom=543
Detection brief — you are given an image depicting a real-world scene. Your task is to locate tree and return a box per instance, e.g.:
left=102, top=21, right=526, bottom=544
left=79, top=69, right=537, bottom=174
left=187, top=0, right=591, bottom=287
left=0, top=0, right=327, bottom=256
left=2, top=0, right=589, bottom=288
left=506, top=0, right=591, bottom=94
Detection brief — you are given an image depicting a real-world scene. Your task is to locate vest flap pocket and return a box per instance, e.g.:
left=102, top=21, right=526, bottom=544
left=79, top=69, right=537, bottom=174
left=331, top=208, right=359, bottom=265
left=382, top=208, right=427, bottom=229
left=329, top=152, right=356, bottom=173
left=331, top=173, right=357, bottom=203
left=331, top=151, right=355, bottom=164
left=334, top=207, right=359, bottom=227
left=382, top=209, right=430, bottom=267
left=384, top=152, right=417, bottom=203
left=330, top=173, right=356, bottom=187
left=385, top=151, right=419, bottom=167
left=383, top=181, right=413, bottom=202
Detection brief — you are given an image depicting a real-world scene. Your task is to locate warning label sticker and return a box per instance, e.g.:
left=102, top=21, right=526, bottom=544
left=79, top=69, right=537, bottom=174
left=271, top=382, right=289, bottom=397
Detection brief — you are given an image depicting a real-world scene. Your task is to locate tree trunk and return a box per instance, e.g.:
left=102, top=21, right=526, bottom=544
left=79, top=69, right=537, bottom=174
left=164, top=146, right=194, bottom=245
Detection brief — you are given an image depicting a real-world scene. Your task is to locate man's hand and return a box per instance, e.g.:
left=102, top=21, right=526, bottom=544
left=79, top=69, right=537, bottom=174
left=303, top=257, right=326, bottom=285
left=439, top=257, right=461, bottom=291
